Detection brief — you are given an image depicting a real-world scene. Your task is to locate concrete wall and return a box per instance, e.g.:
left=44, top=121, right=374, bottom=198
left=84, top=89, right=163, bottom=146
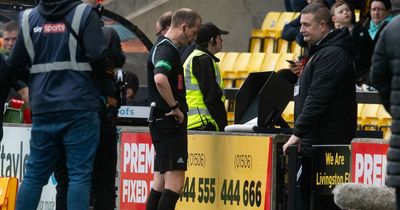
left=106, top=0, right=285, bottom=52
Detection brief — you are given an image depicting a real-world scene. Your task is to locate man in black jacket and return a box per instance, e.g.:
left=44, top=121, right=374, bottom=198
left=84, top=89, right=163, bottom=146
left=370, top=1, right=400, bottom=208
left=282, top=3, right=356, bottom=210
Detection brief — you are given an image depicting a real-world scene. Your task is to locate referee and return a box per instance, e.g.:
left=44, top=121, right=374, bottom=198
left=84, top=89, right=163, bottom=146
left=146, top=8, right=201, bottom=210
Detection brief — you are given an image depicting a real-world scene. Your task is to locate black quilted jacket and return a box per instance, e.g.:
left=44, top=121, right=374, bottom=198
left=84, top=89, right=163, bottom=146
left=293, top=29, right=357, bottom=154
left=370, top=16, right=400, bottom=187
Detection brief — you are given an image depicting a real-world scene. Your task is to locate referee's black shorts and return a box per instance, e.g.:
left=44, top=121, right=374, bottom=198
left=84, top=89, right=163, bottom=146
left=149, top=115, right=188, bottom=174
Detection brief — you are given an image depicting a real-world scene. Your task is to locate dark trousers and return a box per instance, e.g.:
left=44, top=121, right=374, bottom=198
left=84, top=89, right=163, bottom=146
left=55, top=112, right=118, bottom=210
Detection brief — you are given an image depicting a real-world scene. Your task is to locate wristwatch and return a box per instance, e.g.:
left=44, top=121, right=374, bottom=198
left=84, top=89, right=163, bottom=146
left=170, top=102, right=179, bottom=110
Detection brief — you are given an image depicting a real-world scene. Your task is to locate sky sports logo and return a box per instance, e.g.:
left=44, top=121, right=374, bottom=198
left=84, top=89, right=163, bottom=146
left=43, top=23, right=66, bottom=33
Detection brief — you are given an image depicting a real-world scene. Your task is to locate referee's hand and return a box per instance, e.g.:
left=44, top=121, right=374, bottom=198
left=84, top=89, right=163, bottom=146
left=165, top=108, right=184, bottom=124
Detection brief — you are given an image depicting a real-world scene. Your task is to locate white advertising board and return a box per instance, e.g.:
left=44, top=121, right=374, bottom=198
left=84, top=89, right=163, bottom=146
left=2, top=125, right=56, bottom=210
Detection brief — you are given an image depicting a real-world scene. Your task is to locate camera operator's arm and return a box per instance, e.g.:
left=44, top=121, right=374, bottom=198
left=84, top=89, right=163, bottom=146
left=0, top=56, right=9, bottom=84
left=106, top=27, right=125, bottom=68
left=8, top=31, right=30, bottom=83
left=98, top=27, right=125, bottom=107
left=82, top=10, right=107, bottom=74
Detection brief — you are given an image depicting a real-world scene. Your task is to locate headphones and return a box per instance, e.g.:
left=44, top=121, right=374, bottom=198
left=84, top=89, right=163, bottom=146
left=211, top=37, right=217, bottom=46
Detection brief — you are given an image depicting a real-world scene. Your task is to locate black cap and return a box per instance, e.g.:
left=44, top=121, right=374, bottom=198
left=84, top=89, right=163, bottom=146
left=195, top=22, right=229, bottom=44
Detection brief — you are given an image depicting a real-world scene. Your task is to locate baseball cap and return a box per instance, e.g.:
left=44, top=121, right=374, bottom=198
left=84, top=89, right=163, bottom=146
left=195, top=22, right=229, bottom=44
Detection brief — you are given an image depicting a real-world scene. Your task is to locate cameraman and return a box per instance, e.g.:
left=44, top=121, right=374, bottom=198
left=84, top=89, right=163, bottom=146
left=0, top=53, right=9, bottom=141
left=54, top=0, right=125, bottom=209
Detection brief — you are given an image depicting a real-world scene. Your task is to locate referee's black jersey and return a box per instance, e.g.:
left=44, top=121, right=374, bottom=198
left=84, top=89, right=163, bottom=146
left=147, top=36, right=188, bottom=112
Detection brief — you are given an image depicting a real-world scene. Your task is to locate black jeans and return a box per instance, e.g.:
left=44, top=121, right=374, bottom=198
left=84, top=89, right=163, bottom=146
left=55, top=112, right=118, bottom=210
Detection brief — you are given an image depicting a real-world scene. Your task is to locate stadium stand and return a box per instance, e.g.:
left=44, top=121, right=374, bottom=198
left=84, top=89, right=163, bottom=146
left=220, top=8, right=392, bottom=138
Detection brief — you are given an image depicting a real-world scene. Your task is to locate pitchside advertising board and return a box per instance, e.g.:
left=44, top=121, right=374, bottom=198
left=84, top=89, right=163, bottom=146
left=119, top=132, right=273, bottom=210
left=351, top=140, right=389, bottom=185
left=2, top=126, right=56, bottom=210
left=312, top=145, right=351, bottom=195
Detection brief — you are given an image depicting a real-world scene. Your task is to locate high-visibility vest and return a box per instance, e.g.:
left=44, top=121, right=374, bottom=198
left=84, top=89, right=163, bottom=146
left=183, top=49, right=225, bottom=131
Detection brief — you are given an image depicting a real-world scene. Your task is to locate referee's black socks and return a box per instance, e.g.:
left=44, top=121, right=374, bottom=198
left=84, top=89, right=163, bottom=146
left=158, top=189, right=180, bottom=210
left=146, top=188, right=162, bottom=210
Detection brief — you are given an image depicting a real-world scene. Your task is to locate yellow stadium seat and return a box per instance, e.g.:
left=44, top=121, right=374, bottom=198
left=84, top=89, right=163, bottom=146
left=251, top=12, right=295, bottom=53
left=0, top=177, right=18, bottom=210
left=215, top=52, right=226, bottom=61
left=219, top=52, right=239, bottom=87
left=290, top=41, right=304, bottom=57
left=276, top=39, right=290, bottom=53
left=251, top=12, right=281, bottom=37
left=275, top=53, right=296, bottom=71
left=267, top=12, right=295, bottom=38
left=357, top=103, right=364, bottom=130
left=383, top=129, right=391, bottom=140
left=260, top=53, right=280, bottom=72
left=261, top=12, right=296, bottom=53
left=220, top=52, right=239, bottom=77
left=377, top=105, right=392, bottom=139
left=360, top=104, right=380, bottom=130
left=355, top=9, right=360, bottom=22
left=377, top=105, right=391, bottom=125
left=262, top=38, right=276, bottom=53
left=249, top=38, right=262, bottom=52
left=233, top=53, right=252, bottom=87
left=247, top=53, right=266, bottom=73
left=293, top=12, right=300, bottom=20
left=249, top=12, right=282, bottom=52
left=282, top=101, right=295, bottom=127
left=227, top=111, right=235, bottom=125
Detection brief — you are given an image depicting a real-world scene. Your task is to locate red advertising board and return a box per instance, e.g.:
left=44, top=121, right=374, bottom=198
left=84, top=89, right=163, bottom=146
left=119, top=132, right=154, bottom=210
left=351, top=141, right=389, bottom=185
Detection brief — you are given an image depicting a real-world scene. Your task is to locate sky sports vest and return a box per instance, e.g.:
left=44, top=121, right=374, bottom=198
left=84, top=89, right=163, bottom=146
left=21, top=4, right=100, bottom=115
left=184, top=49, right=225, bottom=131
